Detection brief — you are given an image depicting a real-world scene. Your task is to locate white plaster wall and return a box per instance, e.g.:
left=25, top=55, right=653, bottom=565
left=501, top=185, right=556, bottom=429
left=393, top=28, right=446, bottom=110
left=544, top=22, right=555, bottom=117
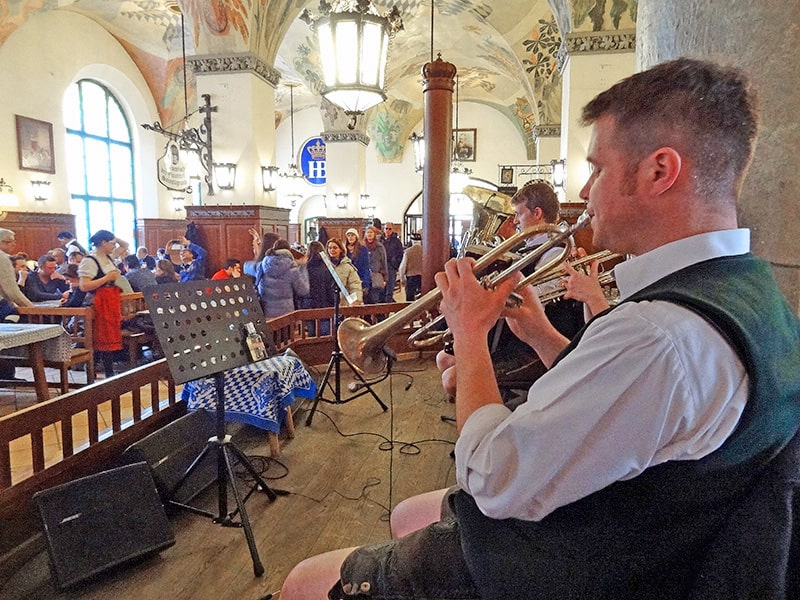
left=0, top=10, right=162, bottom=218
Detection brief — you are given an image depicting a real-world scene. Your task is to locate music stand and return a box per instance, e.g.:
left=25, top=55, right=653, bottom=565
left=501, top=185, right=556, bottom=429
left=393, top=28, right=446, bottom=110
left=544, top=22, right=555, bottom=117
left=305, top=256, right=389, bottom=426
left=143, top=279, right=278, bottom=577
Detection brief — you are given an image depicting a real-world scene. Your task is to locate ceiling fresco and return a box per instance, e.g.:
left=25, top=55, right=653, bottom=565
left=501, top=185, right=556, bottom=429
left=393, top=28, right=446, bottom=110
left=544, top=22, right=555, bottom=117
left=2, top=0, right=637, bottom=159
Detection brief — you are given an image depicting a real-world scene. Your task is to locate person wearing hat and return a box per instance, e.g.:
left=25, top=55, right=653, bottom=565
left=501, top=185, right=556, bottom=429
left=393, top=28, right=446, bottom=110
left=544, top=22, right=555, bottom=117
left=344, top=227, right=372, bottom=299
left=362, top=225, right=388, bottom=304
left=398, top=231, right=423, bottom=301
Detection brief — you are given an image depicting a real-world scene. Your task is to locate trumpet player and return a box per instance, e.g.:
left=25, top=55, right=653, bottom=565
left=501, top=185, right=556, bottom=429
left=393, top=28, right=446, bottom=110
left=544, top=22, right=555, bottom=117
left=283, top=58, right=800, bottom=600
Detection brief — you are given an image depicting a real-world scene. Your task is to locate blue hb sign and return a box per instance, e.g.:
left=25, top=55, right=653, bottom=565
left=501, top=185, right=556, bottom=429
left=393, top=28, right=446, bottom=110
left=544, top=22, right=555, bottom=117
left=300, top=136, right=326, bottom=186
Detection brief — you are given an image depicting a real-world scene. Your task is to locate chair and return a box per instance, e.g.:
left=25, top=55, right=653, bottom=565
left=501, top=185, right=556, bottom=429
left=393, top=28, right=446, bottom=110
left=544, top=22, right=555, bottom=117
left=120, top=292, right=160, bottom=370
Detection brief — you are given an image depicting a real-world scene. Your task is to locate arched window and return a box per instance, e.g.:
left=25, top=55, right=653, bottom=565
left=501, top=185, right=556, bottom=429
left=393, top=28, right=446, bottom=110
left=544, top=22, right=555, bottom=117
left=63, top=79, right=136, bottom=247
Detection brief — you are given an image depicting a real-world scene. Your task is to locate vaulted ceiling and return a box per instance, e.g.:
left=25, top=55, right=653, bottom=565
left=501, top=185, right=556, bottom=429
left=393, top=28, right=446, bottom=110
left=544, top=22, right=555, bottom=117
left=1, top=0, right=637, bottom=146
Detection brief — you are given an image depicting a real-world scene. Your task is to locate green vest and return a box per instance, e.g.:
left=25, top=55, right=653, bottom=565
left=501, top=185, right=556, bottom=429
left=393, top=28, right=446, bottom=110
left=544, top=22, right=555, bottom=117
left=453, top=254, right=800, bottom=599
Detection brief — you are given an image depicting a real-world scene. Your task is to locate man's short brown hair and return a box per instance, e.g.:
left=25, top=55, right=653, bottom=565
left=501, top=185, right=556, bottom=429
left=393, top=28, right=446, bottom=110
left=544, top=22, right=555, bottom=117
left=581, top=57, right=759, bottom=202
left=511, top=181, right=559, bottom=224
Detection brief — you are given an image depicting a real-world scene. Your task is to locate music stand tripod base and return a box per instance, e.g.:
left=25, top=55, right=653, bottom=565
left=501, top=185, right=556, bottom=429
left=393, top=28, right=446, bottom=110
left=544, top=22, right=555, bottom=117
left=305, top=282, right=389, bottom=426
left=143, top=280, right=279, bottom=577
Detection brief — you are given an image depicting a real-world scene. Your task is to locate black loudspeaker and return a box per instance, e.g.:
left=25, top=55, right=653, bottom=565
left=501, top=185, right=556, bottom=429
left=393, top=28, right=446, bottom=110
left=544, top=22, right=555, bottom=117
left=123, top=408, right=217, bottom=505
left=32, top=462, right=175, bottom=591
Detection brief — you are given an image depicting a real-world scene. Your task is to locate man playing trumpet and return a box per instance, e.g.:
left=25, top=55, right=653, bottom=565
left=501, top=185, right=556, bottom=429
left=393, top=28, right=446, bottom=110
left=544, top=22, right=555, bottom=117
left=283, top=58, right=800, bottom=599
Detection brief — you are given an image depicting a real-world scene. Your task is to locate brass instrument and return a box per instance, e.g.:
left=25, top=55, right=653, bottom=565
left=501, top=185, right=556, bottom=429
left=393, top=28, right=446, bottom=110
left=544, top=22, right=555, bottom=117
left=457, top=186, right=515, bottom=258
left=338, top=212, right=592, bottom=376
left=520, top=250, right=623, bottom=306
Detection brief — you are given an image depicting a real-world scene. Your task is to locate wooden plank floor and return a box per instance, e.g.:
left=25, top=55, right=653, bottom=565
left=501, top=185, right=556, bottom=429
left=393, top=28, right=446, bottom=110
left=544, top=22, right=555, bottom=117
left=1, top=355, right=456, bottom=600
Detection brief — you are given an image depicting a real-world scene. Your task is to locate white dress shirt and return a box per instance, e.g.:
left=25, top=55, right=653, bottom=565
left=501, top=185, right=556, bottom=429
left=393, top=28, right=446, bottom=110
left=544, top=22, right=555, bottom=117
left=455, top=229, right=751, bottom=521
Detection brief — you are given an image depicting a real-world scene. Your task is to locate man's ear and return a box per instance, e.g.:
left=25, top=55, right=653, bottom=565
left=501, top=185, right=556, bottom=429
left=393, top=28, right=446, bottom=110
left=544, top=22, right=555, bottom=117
left=644, top=146, right=682, bottom=196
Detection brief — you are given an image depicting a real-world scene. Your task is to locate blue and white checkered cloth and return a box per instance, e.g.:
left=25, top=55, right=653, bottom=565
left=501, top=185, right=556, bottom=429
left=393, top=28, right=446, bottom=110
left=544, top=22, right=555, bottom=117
left=182, top=355, right=316, bottom=433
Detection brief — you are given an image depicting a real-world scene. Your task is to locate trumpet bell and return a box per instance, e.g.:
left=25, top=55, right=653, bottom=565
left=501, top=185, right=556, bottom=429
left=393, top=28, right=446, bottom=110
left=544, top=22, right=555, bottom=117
left=337, top=317, right=389, bottom=376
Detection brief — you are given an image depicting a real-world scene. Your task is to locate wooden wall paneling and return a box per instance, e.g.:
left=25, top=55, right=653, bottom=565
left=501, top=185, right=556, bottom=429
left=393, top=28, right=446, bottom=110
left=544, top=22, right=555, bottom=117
left=0, top=212, right=75, bottom=259
left=184, top=205, right=291, bottom=275
left=317, top=217, right=372, bottom=244
left=135, top=219, right=187, bottom=255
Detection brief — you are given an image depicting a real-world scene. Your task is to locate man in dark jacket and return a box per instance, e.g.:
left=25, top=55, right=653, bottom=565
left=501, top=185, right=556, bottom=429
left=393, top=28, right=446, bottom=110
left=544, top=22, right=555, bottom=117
left=381, top=223, right=404, bottom=302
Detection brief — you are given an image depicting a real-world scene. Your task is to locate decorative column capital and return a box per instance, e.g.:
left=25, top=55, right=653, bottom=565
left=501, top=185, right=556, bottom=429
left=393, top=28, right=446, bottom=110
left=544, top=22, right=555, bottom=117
left=321, top=130, right=371, bottom=146
left=187, top=53, right=281, bottom=87
left=557, top=29, right=637, bottom=72
left=532, top=125, right=561, bottom=142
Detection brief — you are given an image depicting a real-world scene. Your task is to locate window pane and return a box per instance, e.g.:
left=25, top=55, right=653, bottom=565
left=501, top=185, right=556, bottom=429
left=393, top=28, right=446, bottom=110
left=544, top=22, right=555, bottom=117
left=85, top=139, right=110, bottom=197
left=108, top=97, right=130, bottom=142
left=88, top=200, right=113, bottom=237
left=82, top=82, right=108, bottom=138
left=71, top=199, right=89, bottom=250
left=110, top=143, right=133, bottom=199
left=65, top=134, right=86, bottom=196
left=63, top=85, right=81, bottom=130
left=113, top=201, right=136, bottom=244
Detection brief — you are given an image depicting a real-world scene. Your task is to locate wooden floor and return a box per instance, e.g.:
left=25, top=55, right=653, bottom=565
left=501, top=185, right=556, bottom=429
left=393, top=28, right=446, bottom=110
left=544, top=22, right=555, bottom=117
left=0, top=354, right=457, bottom=600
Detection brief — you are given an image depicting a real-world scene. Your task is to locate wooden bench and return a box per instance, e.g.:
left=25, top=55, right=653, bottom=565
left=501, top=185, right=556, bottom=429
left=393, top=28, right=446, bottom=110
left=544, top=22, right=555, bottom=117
left=13, top=305, right=95, bottom=395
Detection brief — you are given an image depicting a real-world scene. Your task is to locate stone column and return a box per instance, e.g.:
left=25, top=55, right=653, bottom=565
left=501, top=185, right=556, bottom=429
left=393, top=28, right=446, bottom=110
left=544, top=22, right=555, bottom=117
left=637, top=0, right=800, bottom=310
left=188, top=54, right=279, bottom=205
left=321, top=131, right=369, bottom=217
left=558, top=31, right=636, bottom=203
left=421, top=56, right=457, bottom=293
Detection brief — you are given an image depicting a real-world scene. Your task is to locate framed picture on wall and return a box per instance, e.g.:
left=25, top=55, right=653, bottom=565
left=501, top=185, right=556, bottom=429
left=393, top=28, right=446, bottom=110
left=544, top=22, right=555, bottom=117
left=500, top=166, right=514, bottom=185
left=16, top=115, right=55, bottom=174
left=453, top=128, right=477, bottom=162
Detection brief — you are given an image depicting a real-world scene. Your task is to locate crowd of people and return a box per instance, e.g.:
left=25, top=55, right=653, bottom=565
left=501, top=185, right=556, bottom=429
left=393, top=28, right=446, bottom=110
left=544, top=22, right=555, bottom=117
left=0, top=220, right=427, bottom=333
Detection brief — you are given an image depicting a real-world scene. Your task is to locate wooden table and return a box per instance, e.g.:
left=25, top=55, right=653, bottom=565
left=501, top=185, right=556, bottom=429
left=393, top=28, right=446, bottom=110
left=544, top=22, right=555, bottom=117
left=0, top=323, right=66, bottom=403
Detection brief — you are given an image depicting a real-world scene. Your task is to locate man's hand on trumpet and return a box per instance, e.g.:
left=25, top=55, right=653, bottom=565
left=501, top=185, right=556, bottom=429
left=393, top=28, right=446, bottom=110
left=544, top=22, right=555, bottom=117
left=562, top=260, right=610, bottom=318
left=502, top=281, right=570, bottom=369
left=434, top=257, right=518, bottom=428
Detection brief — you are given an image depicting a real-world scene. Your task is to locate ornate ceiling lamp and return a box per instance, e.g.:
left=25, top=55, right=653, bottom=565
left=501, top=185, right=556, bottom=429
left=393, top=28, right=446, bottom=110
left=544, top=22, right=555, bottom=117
left=301, top=0, right=403, bottom=129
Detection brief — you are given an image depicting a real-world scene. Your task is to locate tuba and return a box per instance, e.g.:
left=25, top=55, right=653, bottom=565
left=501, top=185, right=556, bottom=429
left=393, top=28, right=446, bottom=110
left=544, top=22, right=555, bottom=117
left=456, top=186, right=516, bottom=258
left=338, top=212, right=592, bottom=376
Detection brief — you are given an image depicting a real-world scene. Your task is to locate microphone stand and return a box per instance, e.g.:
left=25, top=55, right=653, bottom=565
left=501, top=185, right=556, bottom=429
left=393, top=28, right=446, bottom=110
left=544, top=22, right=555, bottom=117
left=305, top=279, right=389, bottom=426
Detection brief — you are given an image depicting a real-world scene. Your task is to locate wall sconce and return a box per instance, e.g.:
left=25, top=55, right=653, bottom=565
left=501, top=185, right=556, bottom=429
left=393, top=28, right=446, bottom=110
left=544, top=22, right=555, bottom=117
left=261, top=165, right=279, bottom=192
left=31, top=180, right=51, bottom=202
left=359, top=193, right=372, bottom=210
left=0, top=178, right=19, bottom=217
left=409, top=132, right=425, bottom=173
left=335, top=192, right=349, bottom=209
left=213, top=162, right=237, bottom=190
left=550, top=159, right=566, bottom=189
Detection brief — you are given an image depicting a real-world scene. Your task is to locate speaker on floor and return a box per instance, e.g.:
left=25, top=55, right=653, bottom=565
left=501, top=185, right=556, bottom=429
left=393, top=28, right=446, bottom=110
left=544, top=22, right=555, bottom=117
left=32, top=462, right=175, bottom=591
left=123, top=408, right=217, bottom=505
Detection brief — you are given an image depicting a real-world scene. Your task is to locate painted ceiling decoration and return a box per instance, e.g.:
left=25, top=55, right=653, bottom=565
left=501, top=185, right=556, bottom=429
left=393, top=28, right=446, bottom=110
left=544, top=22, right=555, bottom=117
left=2, top=0, right=636, bottom=159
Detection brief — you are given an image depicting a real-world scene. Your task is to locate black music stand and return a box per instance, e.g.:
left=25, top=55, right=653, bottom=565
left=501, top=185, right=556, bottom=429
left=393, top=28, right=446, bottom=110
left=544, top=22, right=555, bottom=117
left=305, top=279, right=390, bottom=426
left=143, top=279, right=278, bottom=577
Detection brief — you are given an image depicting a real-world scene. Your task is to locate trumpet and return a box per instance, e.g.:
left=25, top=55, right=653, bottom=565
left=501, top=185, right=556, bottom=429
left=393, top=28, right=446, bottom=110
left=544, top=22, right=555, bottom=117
left=337, top=212, right=592, bottom=376
left=520, top=250, right=623, bottom=306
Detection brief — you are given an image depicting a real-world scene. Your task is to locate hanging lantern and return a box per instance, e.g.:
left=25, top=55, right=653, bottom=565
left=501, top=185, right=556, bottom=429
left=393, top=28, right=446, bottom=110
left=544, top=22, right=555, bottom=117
left=302, top=1, right=403, bottom=124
